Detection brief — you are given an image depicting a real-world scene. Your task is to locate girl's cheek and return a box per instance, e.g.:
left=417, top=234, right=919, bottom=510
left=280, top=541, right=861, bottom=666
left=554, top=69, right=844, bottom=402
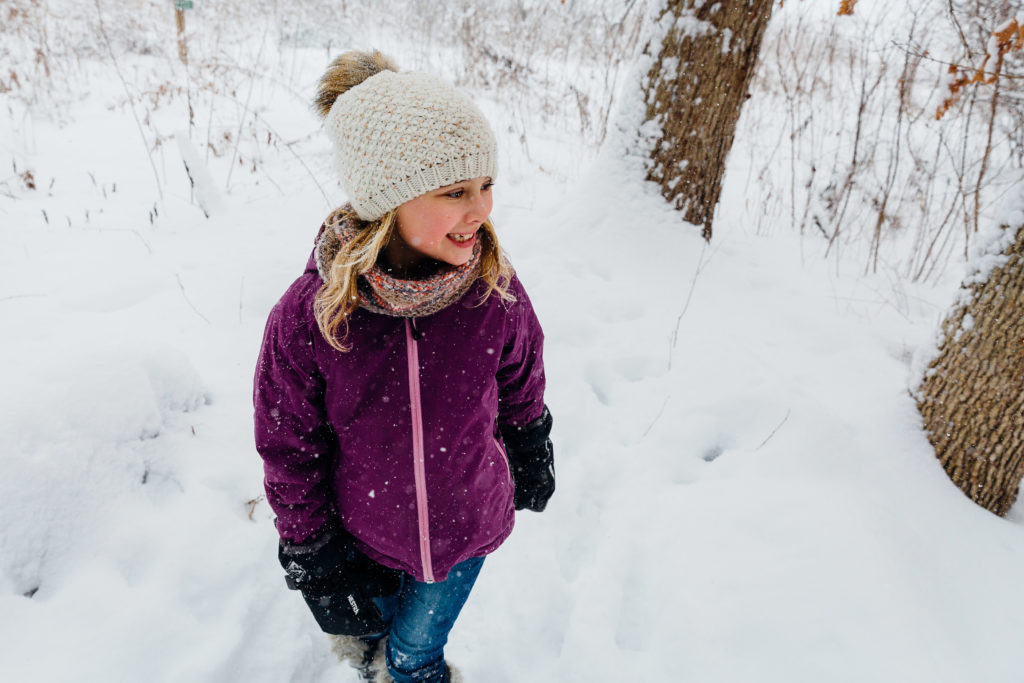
left=433, top=218, right=456, bottom=237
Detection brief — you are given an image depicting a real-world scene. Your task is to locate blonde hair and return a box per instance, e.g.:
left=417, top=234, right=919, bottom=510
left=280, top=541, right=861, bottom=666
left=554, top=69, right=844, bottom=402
left=315, top=211, right=515, bottom=352
left=312, top=49, right=512, bottom=351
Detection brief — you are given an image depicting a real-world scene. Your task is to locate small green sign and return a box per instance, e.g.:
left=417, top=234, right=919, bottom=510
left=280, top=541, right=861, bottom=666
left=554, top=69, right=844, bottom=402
left=175, top=0, right=194, bottom=10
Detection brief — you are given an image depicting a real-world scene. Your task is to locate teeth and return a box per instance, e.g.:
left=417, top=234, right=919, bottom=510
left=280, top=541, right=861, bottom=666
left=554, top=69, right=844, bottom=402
left=449, top=233, right=473, bottom=242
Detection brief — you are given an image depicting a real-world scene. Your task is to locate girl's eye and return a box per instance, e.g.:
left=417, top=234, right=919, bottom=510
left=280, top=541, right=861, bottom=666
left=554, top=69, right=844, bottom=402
left=443, top=181, right=492, bottom=198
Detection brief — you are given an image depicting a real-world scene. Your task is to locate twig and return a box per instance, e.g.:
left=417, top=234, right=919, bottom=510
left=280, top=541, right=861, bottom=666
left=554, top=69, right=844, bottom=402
left=946, top=0, right=973, bottom=58
left=974, top=74, right=1001, bottom=234
left=668, top=242, right=708, bottom=371
left=79, top=226, right=153, bottom=253
left=213, top=92, right=331, bottom=206
left=640, top=394, right=671, bottom=440
left=891, top=41, right=1024, bottom=80
left=756, top=409, right=791, bottom=450
left=198, top=59, right=308, bottom=103
left=226, top=26, right=269, bottom=193
left=0, top=293, right=48, bottom=303
left=246, top=495, right=265, bottom=520
left=176, top=273, right=211, bottom=324
left=92, top=0, right=163, bottom=200
left=867, top=35, right=912, bottom=274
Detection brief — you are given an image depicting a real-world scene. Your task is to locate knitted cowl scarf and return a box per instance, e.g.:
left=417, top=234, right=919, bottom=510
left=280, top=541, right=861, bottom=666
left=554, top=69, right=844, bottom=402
left=314, top=204, right=482, bottom=318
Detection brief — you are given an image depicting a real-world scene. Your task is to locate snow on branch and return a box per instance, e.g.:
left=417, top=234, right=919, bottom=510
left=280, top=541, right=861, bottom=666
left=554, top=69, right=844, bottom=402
left=936, top=16, right=1024, bottom=119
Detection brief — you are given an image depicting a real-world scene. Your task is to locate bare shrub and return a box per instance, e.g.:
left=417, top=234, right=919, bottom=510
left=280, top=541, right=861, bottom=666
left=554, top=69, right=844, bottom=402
left=738, top=0, right=1023, bottom=281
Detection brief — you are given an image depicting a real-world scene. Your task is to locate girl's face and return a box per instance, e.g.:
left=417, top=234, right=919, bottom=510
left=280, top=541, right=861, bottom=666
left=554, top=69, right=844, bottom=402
left=387, top=176, right=494, bottom=273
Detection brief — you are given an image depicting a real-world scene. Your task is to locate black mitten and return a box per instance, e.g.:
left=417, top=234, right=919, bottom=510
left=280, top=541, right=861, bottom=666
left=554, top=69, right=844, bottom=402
left=278, top=528, right=402, bottom=636
left=500, top=405, right=555, bottom=512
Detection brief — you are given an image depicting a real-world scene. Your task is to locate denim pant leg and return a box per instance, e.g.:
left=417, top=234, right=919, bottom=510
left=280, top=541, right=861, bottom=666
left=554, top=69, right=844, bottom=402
left=374, top=556, right=485, bottom=683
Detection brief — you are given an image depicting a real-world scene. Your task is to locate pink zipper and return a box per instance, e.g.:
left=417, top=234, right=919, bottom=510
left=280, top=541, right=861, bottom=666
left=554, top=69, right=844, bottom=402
left=493, top=436, right=513, bottom=485
left=405, top=319, right=434, bottom=583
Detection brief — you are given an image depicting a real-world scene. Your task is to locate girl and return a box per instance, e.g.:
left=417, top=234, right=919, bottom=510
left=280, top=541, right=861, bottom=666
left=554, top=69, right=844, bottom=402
left=254, top=50, right=555, bottom=683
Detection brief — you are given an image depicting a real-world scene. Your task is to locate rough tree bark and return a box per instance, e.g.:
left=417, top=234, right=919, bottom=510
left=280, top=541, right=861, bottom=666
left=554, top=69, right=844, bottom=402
left=642, top=0, right=773, bottom=240
left=917, top=221, right=1024, bottom=515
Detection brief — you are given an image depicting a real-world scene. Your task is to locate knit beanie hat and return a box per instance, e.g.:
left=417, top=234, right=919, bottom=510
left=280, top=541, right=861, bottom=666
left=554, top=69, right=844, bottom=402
left=316, top=50, right=498, bottom=221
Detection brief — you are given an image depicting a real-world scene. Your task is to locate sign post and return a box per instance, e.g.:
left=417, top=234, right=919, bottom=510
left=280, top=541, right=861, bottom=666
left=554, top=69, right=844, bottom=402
left=174, top=1, right=193, bottom=65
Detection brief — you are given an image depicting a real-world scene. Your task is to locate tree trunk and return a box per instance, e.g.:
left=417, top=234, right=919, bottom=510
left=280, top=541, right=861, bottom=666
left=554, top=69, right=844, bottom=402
left=917, top=222, right=1024, bottom=515
left=642, top=0, right=773, bottom=240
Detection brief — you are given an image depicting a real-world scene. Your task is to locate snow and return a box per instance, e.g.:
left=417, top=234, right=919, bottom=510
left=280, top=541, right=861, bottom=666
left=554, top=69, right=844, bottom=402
left=3, top=2, right=1024, bottom=682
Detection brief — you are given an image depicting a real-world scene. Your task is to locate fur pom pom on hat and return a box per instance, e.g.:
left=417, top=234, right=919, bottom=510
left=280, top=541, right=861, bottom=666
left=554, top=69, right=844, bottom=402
left=317, top=50, right=498, bottom=221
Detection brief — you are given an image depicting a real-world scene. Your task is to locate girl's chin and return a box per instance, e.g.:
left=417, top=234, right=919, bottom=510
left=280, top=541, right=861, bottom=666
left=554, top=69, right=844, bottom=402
left=440, top=253, right=473, bottom=267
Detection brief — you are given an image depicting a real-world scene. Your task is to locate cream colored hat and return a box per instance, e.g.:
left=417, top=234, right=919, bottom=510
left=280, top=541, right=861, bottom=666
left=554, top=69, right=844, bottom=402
left=324, top=70, right=498, bottom=221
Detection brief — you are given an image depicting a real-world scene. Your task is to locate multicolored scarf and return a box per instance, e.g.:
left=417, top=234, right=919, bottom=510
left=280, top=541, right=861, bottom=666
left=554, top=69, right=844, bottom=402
left=314, top=205, right=482, bottom=318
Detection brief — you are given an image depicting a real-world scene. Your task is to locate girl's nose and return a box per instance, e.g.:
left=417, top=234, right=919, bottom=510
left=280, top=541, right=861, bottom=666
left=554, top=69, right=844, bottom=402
left=465, top=192, right=491, bottom=225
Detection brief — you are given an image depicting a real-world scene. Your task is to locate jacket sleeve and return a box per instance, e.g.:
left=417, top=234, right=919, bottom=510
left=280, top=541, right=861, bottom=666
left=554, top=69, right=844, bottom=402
left=253, top=293, right=336, bottom=544
left=496, top=277, right=547, bottom=428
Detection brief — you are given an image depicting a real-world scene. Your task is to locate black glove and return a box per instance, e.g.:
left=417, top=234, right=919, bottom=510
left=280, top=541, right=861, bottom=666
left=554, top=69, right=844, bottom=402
left=500, top=405, right=555, bottom=512
left=278, top=528, right=402, bottom=636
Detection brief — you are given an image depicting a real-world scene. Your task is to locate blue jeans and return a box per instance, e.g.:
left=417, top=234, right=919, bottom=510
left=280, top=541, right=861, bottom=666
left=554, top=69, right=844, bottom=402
left=370, top=556, right=484, bottom=683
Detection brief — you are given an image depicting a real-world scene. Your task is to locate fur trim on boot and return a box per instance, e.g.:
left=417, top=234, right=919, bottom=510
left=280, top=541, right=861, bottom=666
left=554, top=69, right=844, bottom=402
left=447, top=663, right=464, bottom=683
left=329, top=635, right=381, bottom=681
left=367, top=637, right=393, bottom=683
left=329, top=635, right=369, bottom=664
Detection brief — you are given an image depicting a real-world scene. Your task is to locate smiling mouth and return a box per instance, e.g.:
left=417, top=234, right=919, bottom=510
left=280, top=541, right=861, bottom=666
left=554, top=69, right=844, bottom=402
left=447, top=232, right=476, bottom=243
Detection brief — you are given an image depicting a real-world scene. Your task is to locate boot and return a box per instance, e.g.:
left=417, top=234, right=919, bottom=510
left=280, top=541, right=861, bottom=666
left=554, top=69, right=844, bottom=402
left=367, top=642, right=463, bottom=683
left=329, top=635, right=381, bottom=681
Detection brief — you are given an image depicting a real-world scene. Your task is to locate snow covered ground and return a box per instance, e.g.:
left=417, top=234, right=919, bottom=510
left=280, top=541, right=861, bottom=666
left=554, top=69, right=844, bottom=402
left=3, top=4, right=1024, bottom=682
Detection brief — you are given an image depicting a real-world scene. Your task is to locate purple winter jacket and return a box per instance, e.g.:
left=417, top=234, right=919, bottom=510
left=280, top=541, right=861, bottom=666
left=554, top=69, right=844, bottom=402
left=254, top=250, right=546, bottom=583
